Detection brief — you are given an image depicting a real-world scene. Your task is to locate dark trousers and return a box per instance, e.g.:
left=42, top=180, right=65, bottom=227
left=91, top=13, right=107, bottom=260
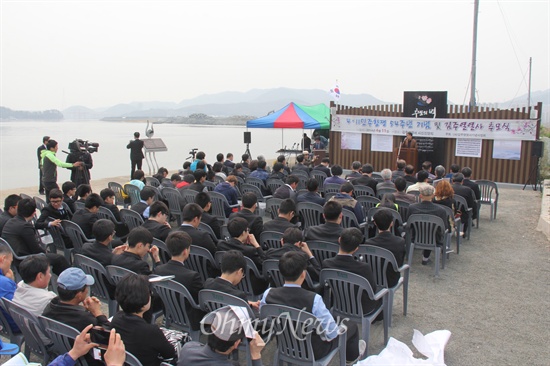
left=39, top=168, right=44, bottom=193
left=313, top=320, right=360, bottom=362
left=44, top=181, right=59, bottom=203
left=130, top=158, right=143, bottom=179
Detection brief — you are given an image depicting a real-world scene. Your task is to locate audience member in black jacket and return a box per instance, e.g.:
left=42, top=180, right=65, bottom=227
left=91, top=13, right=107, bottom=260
left=100, top=188, right=129, bottom=238
left=217, top=217, right=267, bottom=295
left=111, top=227, right=159, bottom=275
left=141, top=201, right=172, bottom=242
left=61, top=181, right=77, bottom=214
left=175, top=203, right=218, bottom=256
left=228, top=192, right=264, bottom=239
left=71, top=193, right=103, bottom=239
left=194, top=192, right=222, bottom=240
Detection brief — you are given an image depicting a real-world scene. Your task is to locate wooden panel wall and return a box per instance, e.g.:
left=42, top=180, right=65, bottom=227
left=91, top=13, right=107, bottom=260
left=329, top=103, right=541, bottom=184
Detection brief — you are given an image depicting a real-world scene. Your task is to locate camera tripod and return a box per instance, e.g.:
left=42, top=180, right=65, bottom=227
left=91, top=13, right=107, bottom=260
left=522, top=155, right=541, bottom=191
left=243, top=143, right=251, bottom=159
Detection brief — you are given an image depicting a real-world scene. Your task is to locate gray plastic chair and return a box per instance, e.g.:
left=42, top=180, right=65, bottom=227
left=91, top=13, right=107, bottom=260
left=4, top=298, right=50, bottom=364
left=340, top=209, right=367, bottom=231
left=266, top=178, right=285, bottom=195
left=454, top=195, right=473, bottom=240
left=265, top=197, right=284, bottom=220
left=296, top=202, right=324, bottom=230
left=108, top=181, right=129, bottom=208
left=244, top=176, right=268, bottom=192
left=97, top=206, right=128, bottom=242
left=152, top=238, right=171, bottom=264
left=262, top=259, right=317, bottom=290
left=162, top=187, right=184, bottom=226
left=291, top=169, right=309, bottom=179
left=145, top=176, right=161, bottom=187
left=356, top=245, right=410, bottom=327
left=124, top=351, right=144, bottom=366
left=323, top=183, right=342, bottom=196
left=198, top=222, right=218, bottom=242
left=476, top=180, right=499, bottom=220
left=203, top=181, right=216, bottom=192
left=47, top=224, right=72, bottom=264
left=38, top=316, right=88, bottom=366
left=73, top=254, right=117, bottom=317
left=356, top=196, right=381, bottom=221
left=405, top=214, right=449, bottom=277
left=208, top=191, right=239, bottom=222
left=33, top=196, right=47, bottom=213
left=180, top=188, right=199, bottom=205
left=353, top=185, right=376, bottom=197
left=260, top=303, right=347, bottom=366
left=310, top=170, right=328, bottom=193
left=119, top=208, right=144, bottom=231
left=440, top=205, right=462, bottom=255
left=184, top=245, right=218, bottom=282
left=60, top=220, right=92, bottom=255
left=152, top=279, right=201, bottom=341
left=240, top=183, right=272, bottom=202
left=106, top=265, right=137, bottom=285
left=394, top=199, right=410, bottom=223
left=377, top=187, right=397, bottom=200
left=259, top=231, right=284, bottom=250
left=367, top=207, right=404, bottom=238
left=125, top=184, right=142, bottom=207
left=320, top=268, right=389, bottom=357
left=307, top=240, right=339, bottom=263
left=0, top=298, right=24, bottom=349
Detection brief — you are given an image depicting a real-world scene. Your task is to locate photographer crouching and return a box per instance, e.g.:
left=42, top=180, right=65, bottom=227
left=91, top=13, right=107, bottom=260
left=65, top=139, right=99, bottom=186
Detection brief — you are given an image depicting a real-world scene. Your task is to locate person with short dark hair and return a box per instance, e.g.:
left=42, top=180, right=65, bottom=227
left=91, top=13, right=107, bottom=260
left=352, top=163, right=378, bottom=194
left=461, top=167, right=481, bottom=200
left=261, top=251, right=364, bottom=363
left=218, top=217, right=267, bottom=295
left=393, top=177, right=417, bottom=204
left=324, top=165, right=346, bottom=185
left=82, top=219, right=128, bottom=268
left=270, top=162, right=286, bottom=181
left=296, top=178, right=325, bottom=206
left=71, top=193, right=103, bottom=238
left=0, top=194, right=21, bottom=235
left=195, top=192, right=221, bottom=239
left=190, top=151, right=207, bottom=172
left=111, top=274, right=176, bottom=366
left=13, top=255, right=55, bottom=343
left=188, top=169, right=207, bottom=192
left=263, top=199, right=297, bottom=233
left=265, top=227, right=321, bottom=282
left=0, top=244, right=18, bottom=333
left=365, top=210, right=406, bottom=287
left=214, top=175, right=239, bottom=217
left=346, top=161, right=363, bottom=180
left=228, top=192, right=264, bottom=239
left=312, top=157, right=331, bottom=176
left=127, top=131, right=145, bottom=179
left=407, top=169, right=431, bottom=193
left=75, top=184, right=92, bottom=203
left=43, top=267, right=110, bottom=331
left=229, top=163, right=246, bottom=179
left=141, top=201, right=172, bottom=242
left=100, top=188, right=129, bottom=238
left=37, top=135, right=50, bottom=195
left=241, top=153, right=250, bottom=169
left=304, top=201, right=343, bottom=243
left=323, top=227, right=382, bottom=314
left=402, top=132, right=417, bottom=148
left=213, top=161, right=227, bottom=180
left=111, top=227, right=159, bottom=275
left=154, top=231, right=204, bottom=330
left=292, top=153, right=310, bottom=173
left=418, top=161, right=436, bottom=181
left=62, top=181, right=77, bottom=214
left=328, top=182, right=364, bottom=224
left=250, top=160, right=269, bottom=184
left=41, top=139, right=83, bottom=201
left=224, top=152, right=235, bottom=169
left=2, top=198, right=70, bottom=275
left=272, top=175, right=299, bottom=201
left=128, top=169, right=146, bottom=191
left=451, top=172, right=478, bottom=223
left=204, top=250, right=256, bottom=306
left=153, top=167, right=169, bottom=183
left=129, top=187, right=155, bottom=219
left=35, top=188, right=74, bottom=247
left=175, top=203, right=217, bottom=256
left=404, top=164, right=417, bottom=183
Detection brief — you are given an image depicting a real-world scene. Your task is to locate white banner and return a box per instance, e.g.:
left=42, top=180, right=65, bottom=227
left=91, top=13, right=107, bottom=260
left=456, top=138, right=482, bottom=157
left=371, top=134, right=393, bottom=152
left=331, top=114, right=536, bottom=141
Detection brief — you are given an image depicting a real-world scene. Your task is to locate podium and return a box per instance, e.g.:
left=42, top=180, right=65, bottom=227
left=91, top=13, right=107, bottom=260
left=394, top=147, right=417, bottom=170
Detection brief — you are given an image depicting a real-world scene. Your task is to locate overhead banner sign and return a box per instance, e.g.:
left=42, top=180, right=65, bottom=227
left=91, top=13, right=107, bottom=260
left=331, top=115, right=536, bottom=141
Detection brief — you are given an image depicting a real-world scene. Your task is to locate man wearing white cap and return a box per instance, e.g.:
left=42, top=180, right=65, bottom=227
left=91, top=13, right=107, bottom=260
left=42, top=267, right=111, bottom=331
left=178, top=306, right=265, bottom=365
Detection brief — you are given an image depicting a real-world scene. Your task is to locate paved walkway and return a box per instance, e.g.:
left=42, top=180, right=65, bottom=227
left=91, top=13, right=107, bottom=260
left=1, top=179, right=549, bottom=365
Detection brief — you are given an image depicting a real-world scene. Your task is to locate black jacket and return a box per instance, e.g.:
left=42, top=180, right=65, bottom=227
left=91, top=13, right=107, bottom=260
left=2, top=215, right=44, bottom=256
left=228, top=209, right=264, bottom=239
left=111, top=251, right=153, bottom=275
left=127, top=139, right=145, bottom=160
left=71, top=209, right=99, bottom=239
left=42, top=297, right=110, bottom=331
left=175, top=225, right=217, bottom=256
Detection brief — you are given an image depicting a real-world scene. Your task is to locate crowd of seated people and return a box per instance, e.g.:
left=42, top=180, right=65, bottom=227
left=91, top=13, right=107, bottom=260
left=0, top=151, right=486, bottom=365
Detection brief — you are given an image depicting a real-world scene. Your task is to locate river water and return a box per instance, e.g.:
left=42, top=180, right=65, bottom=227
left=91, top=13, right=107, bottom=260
left=0, top=120, right=309, bottom=190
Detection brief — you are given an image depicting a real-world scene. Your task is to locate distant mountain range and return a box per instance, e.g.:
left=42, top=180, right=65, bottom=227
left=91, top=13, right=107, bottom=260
left=4, top=87, right=549, bottom=123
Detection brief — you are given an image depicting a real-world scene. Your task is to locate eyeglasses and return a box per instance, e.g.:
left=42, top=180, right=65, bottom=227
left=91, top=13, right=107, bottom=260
left=50, top=199, right=62, bottom=204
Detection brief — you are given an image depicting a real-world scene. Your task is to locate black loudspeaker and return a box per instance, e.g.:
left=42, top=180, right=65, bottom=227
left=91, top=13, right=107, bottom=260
left=244, top=132, right=251, bottom=144
left=532, top=141, right=543, bottom=158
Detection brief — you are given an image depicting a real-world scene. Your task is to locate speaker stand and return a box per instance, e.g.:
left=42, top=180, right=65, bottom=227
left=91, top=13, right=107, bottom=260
left=522, top=156, right=540, bottom=191
left=243, top=143, right=251, bottom=159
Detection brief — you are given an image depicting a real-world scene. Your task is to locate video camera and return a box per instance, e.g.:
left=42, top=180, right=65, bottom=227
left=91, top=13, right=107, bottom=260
left=189, top=147, right=198, bottom=159
left=68, top=139, right=99, bottom=154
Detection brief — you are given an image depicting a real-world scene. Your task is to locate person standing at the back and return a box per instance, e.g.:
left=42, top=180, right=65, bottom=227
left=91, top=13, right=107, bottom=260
left=127, top=132, right=145, bottom=179
left=37, top=136, right=50, bottom=195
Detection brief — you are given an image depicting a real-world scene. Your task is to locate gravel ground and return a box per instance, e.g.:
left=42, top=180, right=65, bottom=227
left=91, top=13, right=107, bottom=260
left=2, top=181, right=549, bottom=366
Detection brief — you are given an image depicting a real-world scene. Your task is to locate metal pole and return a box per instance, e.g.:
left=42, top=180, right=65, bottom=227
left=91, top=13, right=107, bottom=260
left=469, top=0, right=479, bottom=109
left=527, top=57, right=532, bottom=110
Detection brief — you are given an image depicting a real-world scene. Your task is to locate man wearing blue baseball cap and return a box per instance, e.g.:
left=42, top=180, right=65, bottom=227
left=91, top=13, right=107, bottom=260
left=43, top=267, right=111, bottom=331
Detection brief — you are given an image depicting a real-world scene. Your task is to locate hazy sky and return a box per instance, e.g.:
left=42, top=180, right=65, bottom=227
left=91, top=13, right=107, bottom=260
left=1, top=0, right=548, bottom=110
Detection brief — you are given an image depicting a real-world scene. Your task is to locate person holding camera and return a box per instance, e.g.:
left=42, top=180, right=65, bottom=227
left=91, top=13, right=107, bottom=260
left=40, top=139, right=83, bottom=202
left=66, top=146, right=93, bottom=186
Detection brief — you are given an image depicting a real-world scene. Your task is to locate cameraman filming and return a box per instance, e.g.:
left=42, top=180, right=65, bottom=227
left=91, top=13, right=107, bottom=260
left=65, top=139, right=98, bottom=186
